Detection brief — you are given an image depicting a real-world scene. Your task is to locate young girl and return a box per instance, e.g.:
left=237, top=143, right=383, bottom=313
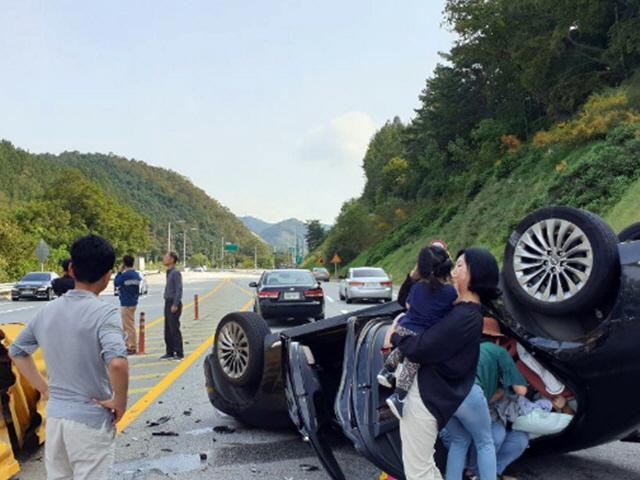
left=378, top=244, right=457, bottom=419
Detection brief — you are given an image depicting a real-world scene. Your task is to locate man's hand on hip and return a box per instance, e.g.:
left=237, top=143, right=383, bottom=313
left=95, top=397, right=127, bottom=425
left=171, top=305, right=178, bottom=314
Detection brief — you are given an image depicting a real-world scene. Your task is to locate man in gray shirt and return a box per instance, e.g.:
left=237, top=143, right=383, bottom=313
left=161, top=251, right=184, bottom=359
left=9, top=235, right=129, bottom=480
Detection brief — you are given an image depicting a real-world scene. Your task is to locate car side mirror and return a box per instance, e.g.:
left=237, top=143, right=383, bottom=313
left=249, top=281, right=258, bottom=288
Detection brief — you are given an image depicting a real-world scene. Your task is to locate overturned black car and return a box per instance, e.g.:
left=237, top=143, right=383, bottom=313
left=203, top=207, right=640, bottom=479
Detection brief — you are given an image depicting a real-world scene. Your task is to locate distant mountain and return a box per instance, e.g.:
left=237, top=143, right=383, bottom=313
left=259, top=218, right=308, bottom=251
left=0, top=140, right=269, bottom=264
left=241, top=216, right=330, bottom=251
left=239, top=216, right=273, bottom=235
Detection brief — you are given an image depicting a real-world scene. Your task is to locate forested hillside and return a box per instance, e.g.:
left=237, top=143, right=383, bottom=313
left=309, top=0, right=640, bottom=279
left=0, top=142, right=269, bottom=280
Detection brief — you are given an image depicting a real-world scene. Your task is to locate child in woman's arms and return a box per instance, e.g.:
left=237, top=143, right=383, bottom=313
left=378, top=244, right=457, bottom=419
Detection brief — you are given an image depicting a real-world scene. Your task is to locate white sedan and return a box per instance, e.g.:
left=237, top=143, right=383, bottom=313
left=339, top=267, right=393, bottom=304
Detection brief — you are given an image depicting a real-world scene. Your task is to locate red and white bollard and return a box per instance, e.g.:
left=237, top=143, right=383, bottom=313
left=138, top=311, right=145, bottom=355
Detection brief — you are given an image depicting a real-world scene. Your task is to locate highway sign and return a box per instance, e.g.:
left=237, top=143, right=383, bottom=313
left=330, top=254, right=342, bottom=264
left=224, top=243, right=239, bottom=253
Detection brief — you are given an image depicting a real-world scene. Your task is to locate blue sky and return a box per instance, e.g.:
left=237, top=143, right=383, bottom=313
left=0, top=1, right=454, bottom=224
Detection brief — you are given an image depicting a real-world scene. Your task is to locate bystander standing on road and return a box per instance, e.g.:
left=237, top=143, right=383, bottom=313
left=114, top=255, right=142, bottom=355
left=8, top=235, right=129, bottom=480
left=162, top=251, right=184, bottom=360
left=51, top=258, right=75, bottom=297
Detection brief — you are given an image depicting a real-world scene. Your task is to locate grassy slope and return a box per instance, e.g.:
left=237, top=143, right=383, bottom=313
left=348, top=140, right=640, bottom=282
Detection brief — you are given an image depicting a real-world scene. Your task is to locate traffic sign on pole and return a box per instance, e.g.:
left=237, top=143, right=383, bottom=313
left=224, top=243, right=239, bottom=253
left=35, top=239, right=50, bottom=272
left=330, top=253, right=342, bottom=278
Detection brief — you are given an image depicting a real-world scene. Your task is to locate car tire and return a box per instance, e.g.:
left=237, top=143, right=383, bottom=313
left=11, top=297, right=19, bottom=302
left=346, top=296, right=353, bottom=304
left=314, top=314, right=325, bottom=321
left=339, top=291, right=345, bottom=301
left=503, top=206, right=619, bottom=315
left=618, top=222, right=640, bottom=242
left=212, top=311, right=270, bottom=388
left=47, top=289, right=53, bottom=301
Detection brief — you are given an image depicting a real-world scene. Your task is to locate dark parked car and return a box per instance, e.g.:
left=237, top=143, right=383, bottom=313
left=11, top=272, right=59, bottom=301
left=204, top=207, right=640, bottom=479
left=249, top=269, right=325, bottom=322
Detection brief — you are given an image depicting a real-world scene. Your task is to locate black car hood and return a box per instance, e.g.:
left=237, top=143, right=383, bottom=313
left=15, top=281, right=49, bottom=288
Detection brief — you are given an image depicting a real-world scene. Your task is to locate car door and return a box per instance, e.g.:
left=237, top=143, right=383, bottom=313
left=335, top=317, right=404, bottom=479
left=283, top=339, right=347, bottom=480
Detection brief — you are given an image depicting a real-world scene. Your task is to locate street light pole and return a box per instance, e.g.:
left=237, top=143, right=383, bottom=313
left=183, top=230, right=187, bottom=267
left=167, top=222, right=171, bottom=252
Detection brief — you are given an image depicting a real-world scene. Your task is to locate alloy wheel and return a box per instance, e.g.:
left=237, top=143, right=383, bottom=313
left=513, top=219, right=594, bottom=303
left=217, top=321, right=250, bottom=379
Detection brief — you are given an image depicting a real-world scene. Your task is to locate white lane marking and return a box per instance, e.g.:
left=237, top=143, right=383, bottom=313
left=325, top=295, right=335, bottom=303
left=0, top=306, right=36, bottom=315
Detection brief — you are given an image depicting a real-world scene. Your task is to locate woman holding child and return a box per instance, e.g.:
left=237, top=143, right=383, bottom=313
left=383, top=245, right=501, bottom=480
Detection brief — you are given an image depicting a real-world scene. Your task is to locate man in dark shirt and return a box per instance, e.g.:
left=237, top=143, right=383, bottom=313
left=114, top=255, right=142, bottom=354
left=51, top=259, right=75, bottom=297
left=161, top=251, right=183, bottom=360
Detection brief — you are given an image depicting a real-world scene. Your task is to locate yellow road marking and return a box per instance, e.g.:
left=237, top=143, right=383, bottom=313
left=226, top=279, right=255, bottom=297
left=130, top=361, right=176, bottom=369
left=117, top=297, right=254, bottom=433
left=128, top=387, right=151, bottom=395
left=129, top=372, right=166, bottom=381
left=142, top=278, right=230, bottom=330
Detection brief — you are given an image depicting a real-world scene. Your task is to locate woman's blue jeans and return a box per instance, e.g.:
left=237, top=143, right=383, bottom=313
left=444, top=384, right=496, bottom=480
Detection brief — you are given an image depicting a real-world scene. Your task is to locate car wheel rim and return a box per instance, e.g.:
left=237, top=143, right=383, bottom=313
left=217, top=321, right=250, bottom=379
left=514, top=219, right=594, bottom=302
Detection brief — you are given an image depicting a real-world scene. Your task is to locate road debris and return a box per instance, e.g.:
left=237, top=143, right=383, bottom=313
left=146, top=416, right=171, bottom=427
left=213, top=425, right=236, bottom=434
left=151, top=431, right=179, bottom=437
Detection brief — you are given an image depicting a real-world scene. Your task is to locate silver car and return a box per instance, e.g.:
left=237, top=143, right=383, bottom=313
left=312, top=267, right=331, bottom=282
left=339, top=267, right=392, bottom=304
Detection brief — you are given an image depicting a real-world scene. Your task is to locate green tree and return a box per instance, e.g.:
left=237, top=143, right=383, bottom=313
left=304, top=220, right=326, bottom=251
left=189, top=253, right=208, bottom=268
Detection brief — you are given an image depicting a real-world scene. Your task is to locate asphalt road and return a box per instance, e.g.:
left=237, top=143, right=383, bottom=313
left=11, top=274, right=640, bottom=479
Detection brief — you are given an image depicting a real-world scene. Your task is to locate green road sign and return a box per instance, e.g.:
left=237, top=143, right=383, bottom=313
left=224, top=243, right=239, bottom=253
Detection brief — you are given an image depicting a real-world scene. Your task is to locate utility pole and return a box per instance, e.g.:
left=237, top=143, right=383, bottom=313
left=254, top=245, right=257, bottom=270
left=167, top=222, right=171, bottom=252
left=221, top=237, right=225, bottom=269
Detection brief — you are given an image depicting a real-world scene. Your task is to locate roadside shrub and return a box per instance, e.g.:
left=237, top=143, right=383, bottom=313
left=533, top=91, right=640, bottom=147
left=546, top=143, right=640, bottom=214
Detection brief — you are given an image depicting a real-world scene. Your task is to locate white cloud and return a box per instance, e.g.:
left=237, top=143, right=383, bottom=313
left=299, top=111, right=377, bottom=166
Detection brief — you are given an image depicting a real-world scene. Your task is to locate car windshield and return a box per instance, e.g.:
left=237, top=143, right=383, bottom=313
left=21, top=273, right=50, bottom=282
left=264, top=271, right=316, bottom=287
left=313, top=268, right=328, bottom=273
left=353, top=268, right=386, bottom=278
